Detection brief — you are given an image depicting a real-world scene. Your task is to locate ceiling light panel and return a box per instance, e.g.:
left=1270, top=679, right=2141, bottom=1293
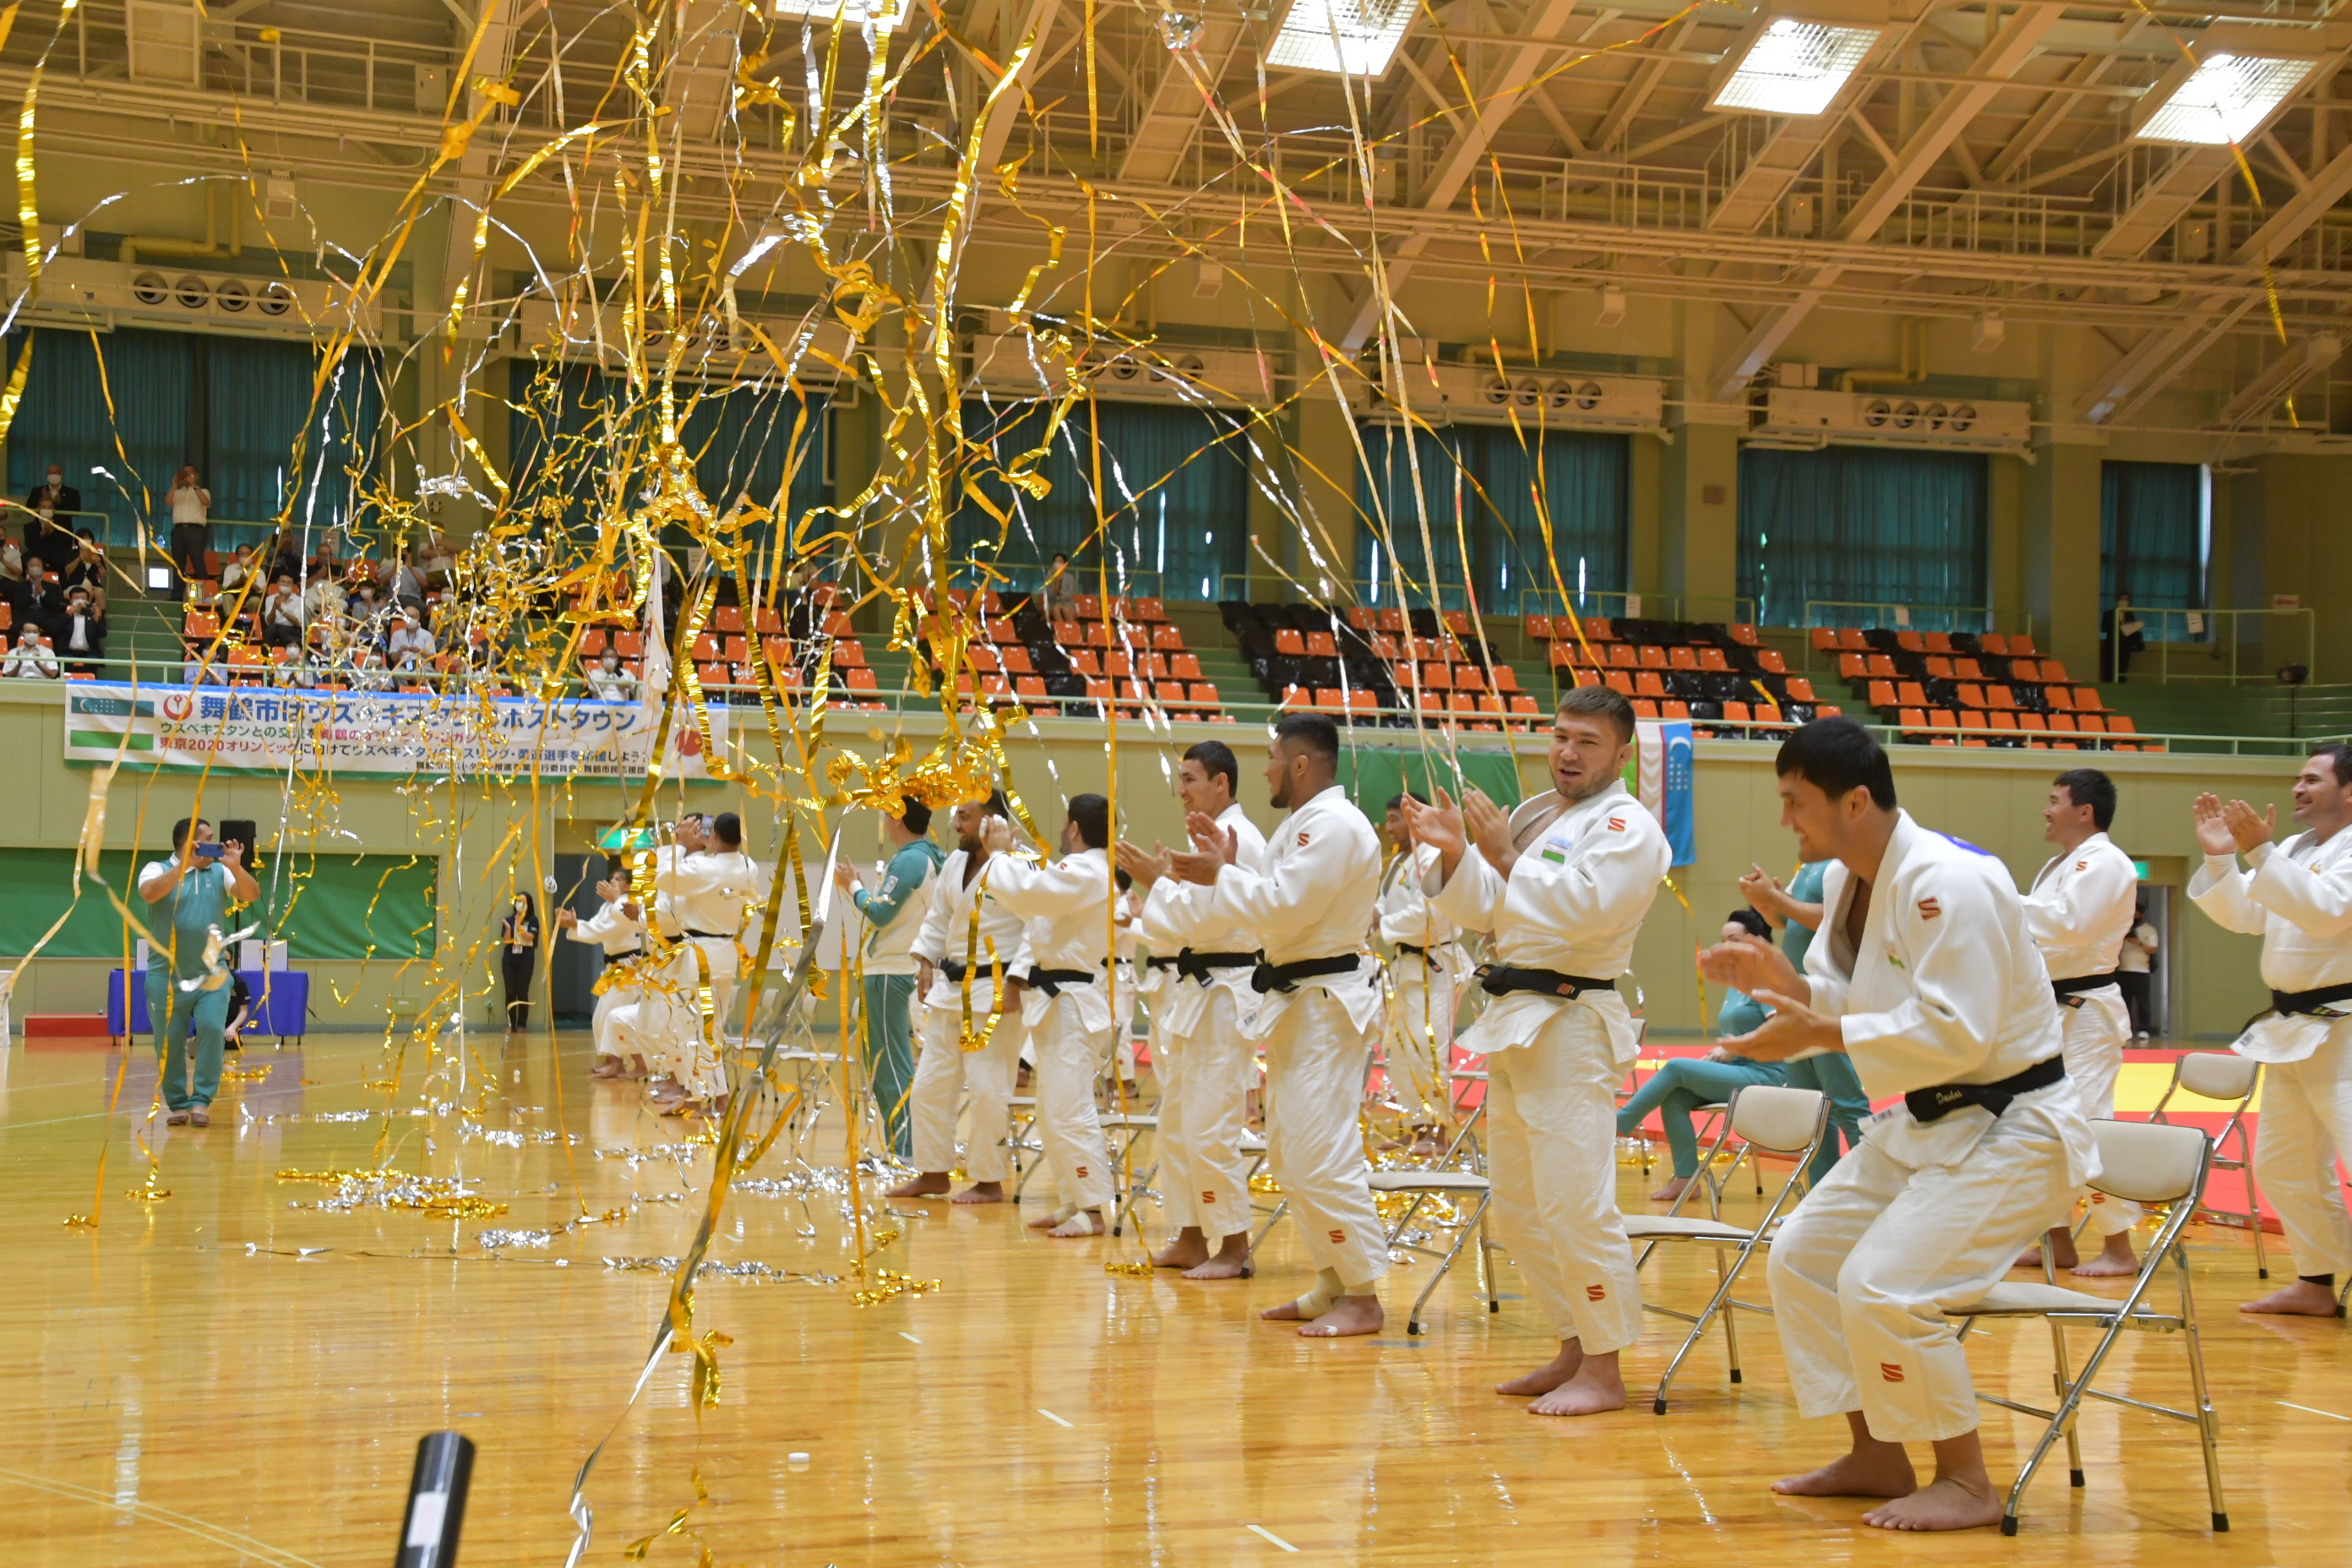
left=1710, top=19, right=1881, bottom=117
left=1266, top=0, right=1415, bottom=78
left=772, top=0, right=902, bottom=33
left=2137, top=52, right=2316, bottom=145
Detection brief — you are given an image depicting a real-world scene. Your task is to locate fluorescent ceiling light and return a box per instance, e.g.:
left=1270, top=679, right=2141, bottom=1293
left=2137, top=52, right=2316, bottom=145
left=1709, top=19, right=1880, bottom=117
left=1266, top=0, right=1414, bottom=78
left=772, top=0, right=902, bottom=33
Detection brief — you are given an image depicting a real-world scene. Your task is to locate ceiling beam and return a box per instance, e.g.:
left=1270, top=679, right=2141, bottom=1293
left=2235, top=139, right=2352, bottom=265
left=1590, top=13, right=1696, bottom=152
left=2092, top=146, right=2233, bottom=260
left=1984, top=51, right=2110, bottom=183
left=974, top=0, right=1065, bottom=176
left=1114, top=14, right=1245, bottom=183
left=1336, top=0, right=1584, bottom=349
left=438, top=0, right=521, bottom=335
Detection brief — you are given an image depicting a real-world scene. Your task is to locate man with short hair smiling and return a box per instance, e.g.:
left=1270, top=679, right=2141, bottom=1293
left=1118, top=739, right=1269, bottom=1279
left=1702, top=716, right=2093, bottom=1532
left=2188, top=743, right=2352, bottom=1318
left=1406, top=685, right=1668, bottom=1417
left=1164, top=712, right=1386, bottom=1336
left=2017, top=766, right=2143, bottom=1277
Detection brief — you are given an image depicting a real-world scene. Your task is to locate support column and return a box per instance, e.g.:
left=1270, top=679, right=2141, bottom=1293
left=1625, top=434, right=1663, bottom=604
left=2020, top=435, right=2103, bottom=674
left=1985, top=453, right=2024, bottom=634
left=1658, top=423, right=1740, bottom=619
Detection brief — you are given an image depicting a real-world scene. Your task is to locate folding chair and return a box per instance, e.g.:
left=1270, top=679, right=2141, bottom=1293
left=2148, top=1050, right=2267, bottom=1279
left=1368, top=1168, right=1501, bottom=1334
left=1942, top=1119, right=2228, bottom=1536
left=1100, top=1111, right=1160, bottom=1235
left=1625, top=1085, right=1826, bottom=1413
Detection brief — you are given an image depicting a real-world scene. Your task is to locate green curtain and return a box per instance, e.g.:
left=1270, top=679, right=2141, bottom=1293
left=1353, top=425, right=1627, bottom=614
left=2100, top=460, right=2204, bottom=638
left=0, top=849, right=435, bottom=961
left=1338, top=745, right=1523, bottom=815
left=4, top=327, right=193, bottom=547
left=952, top=396, right=1250, bottom=599
left=206, top=336, right=385, bottom=539
left=1737, top=446, right=1988, bottom=629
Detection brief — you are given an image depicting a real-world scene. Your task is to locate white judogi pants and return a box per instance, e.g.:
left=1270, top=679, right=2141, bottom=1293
left=591, top=975, right=637, bottom=1061
left=1263, top=988, right=1390, bottom=1291
left=2060, top=988, right=2142, bottom=1238
left=909, top=1000, right=1026, bottom=1182
left=2253, top=1021, right=2352, bottom=1278
left=1386, top=958, right=1456, bottom=1116
left=1768, top=1086, right=2081, bottom=1442
left=1485, top=1013, right=1643, bottom=1354
left=1156, top=986, right=1255, bottom=1241
left=607, top=938, right=736, bottom=1100
left=1032, top=1001, right=1113, bottom=1211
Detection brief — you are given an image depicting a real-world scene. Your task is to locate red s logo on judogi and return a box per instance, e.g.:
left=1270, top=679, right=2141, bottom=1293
left=1917, top=897, right=1942, bottom=920
left=1880, top=1363, right=1905, bottom=1383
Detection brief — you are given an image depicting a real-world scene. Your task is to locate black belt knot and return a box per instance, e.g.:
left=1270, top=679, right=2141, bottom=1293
left=1250, top=954, right=1364, bottom=994
left=1475, top=964, right=1615, bottom=999
left=683, top=928, right=736, bottom=940
left=1904, top=1055, right=2066, bottom=1124
left=1027, top=966, right=1099, bottom=998
left=603, top=948, right=644, bottom=966
left=2051, top=971, right=2121, bottom=1010
left=1176, top=948, right=1260, bottom=984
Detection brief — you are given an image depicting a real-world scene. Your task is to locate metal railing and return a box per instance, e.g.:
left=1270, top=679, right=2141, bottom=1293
left=2128, top=607, right=2319, bottom=685
left=1516, top=590, right=1756, bottom=627
left=1800, top=599, right=2030, bottom=638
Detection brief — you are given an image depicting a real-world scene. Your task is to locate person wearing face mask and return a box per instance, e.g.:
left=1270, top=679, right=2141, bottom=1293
left=166, top=466, right=210, bottom=595
left=25, top=463, right=81, bottom=575
left=388, top=607, right=437, bottom=670
left=0, top=525, right=25, bottom=622
left=3, top=623, right=57, bottom=679
left=585, top=645, right=632, bottom=700
left=499, top=890, right=541, bottom=1037
left=51, top=584, right=107, bottom=675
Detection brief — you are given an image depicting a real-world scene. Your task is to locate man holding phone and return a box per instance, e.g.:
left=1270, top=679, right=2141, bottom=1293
left=138, top=817, right=259, bottom=1126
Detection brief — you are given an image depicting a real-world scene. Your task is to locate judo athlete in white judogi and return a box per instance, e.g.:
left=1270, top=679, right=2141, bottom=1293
left=2017, top=767, right=2143, bottom=1277
left=556, top=869, right=647, bottom=1078
left=1159, top=712, right=1388, bottom=1337
left=1376, top=792, right=1462, bottom=1145
left=892, top=792, right=1031, bottom=1206
left=1703, top=717, right=2095, bottom=1532
left=979, top=793, right=1121, bottom=1239
left=1406, top=684, right=1668, bottom=1417
left=604, top=810, right=713, bottom=1110
left=621, top=810, right=765, bottom=1115
left=2188, top=743, right=2352, bottom=1318
left=1117, top=740, right=1269, bottom=1278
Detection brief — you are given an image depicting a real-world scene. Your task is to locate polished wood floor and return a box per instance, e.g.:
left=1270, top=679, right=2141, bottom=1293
left=1, top=1028, right=2344, bottom=1565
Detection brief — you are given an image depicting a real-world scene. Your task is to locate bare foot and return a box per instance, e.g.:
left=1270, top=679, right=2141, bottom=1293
left=1299, top=1295, right=1383, bottom=1338
left=1496, top=1342, right=1583, bottom=1397
left=1649, top=1175, right=1695, bottom=1203
left=950, top=1181, right=1004, bottom=1206
left=1860, top=1475, right=2005, bottom=1532
left=2242, top=1279, right=2343, bottom=1317
left=889, top=1172, right=952, bottom=1199
left=1154, top=1227, right=1211, bottom=1270
left=1048, top=1211, right=1106, bottom=1239
left=1772, top=1449, right=1919, bottom=1500
left=1026, top=1204, right=1075, bottom=1231
left=2015, top=1227, right=2077, bottom=1271
left=1182, top=1237, right=1252, bottom=1280
left=1527, top=1353, right=1625, bottom=1417
left=2071, top=1235, right=2140, bottom=1277
left=591, top=1058, right=625, bottom=1080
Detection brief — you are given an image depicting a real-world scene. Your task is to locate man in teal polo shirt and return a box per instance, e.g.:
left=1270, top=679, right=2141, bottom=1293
left=138, top=817, right=259, bottom=1127
left=835, top=796, right=945, bottom=1159
left=1744, top=856, right=1872, bottom=1183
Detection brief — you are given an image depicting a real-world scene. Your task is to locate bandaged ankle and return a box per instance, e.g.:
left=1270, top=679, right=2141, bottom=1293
left=1291, top=1267, right=1344, bottom=1316
left=1046, top=1203, right=1077, bottom=1226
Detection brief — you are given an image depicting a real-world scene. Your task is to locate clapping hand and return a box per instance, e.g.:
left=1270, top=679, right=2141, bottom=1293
left=1699, top=929, right=1804, bottom=1004
left=555, top=906, right=580, bottom=929
left=1721, top=988, right=1843, bottom=1061
left=2222, top=798, right=2276, bottom=854
left=1114, top=840, right=1170, bottom=890
left=2191, top=793, right=2240, bottom=858
left=1737, top=863, right=1786, bottom=926
left=1401, top=788, right=1467, bottom=875
left=1167, top=811, right=1234, bottom=885
left=832, top=860, right=861, bottom=891
left=1461, top=788, right=1513, bottom=870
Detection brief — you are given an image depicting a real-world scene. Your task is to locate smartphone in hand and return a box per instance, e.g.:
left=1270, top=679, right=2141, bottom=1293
left=195, top=841, right=226, bottom=860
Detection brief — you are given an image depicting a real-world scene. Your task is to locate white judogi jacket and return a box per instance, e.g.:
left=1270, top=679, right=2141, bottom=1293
left=1805, top=811, right=2095, bottom=1183
left=1138, top=802, right=1271, bottom=1036
left=2189, top=825, right=2352, bottom=1063
left=1377, top=841, right=1461, bottom=970
left=566, top=899, right=645, bottom=956
left=1200, top=784, right=1382, bottom=1035
left=911, top=847, right=1030, bottom=1016
left=1427, top=781, right=1665, bottom=1064
left=2022, top=830, right=2138, bottom=983
left=660, top=848, right=764, bottom=939
left=984, top=846, right=1119, bottom=1035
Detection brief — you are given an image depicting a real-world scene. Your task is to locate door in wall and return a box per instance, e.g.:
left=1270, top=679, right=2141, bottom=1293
left=549, top=853, right=607, bottom=1028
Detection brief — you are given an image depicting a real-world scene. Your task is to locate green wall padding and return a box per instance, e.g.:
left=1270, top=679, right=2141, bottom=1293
left=1338, top=746, right=1524, bottom=817
left=0, top=849, right=437, bottom=961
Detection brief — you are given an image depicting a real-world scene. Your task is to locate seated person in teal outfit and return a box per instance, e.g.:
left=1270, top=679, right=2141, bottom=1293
left=1615, top=909, right=1786, bottom=1202
left=1740, top=857, right=1874, bottom=1185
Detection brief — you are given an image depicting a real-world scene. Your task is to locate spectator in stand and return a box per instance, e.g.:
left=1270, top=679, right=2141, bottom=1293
left=64, top=528, right=105, bottom=592
left=305, top=536, right=341, bottom=585
left=27, top=461, right=80, bottom=520
left=420, top=526, right=456, bottom=591
left=166, top=466, right=210, bottom=595
left=2118, top=896, right=2159, bottom=1041
left=3, top=623, right=57, bottom=678
left=2100, top=591, right=2146, bottom=683
left=214, top=544, right=256, bottom=611
left=346, top=647, right=390, bottom=691
left=390, top=550, right=427, bottom=612
left=585, top=645, right=632, bottom=700
left=302, top=566, right=346, bottom=628
left=25, top=498, right=78, bottom=578
left=345, top=580, right=387, bottom=642
left=51, top=584, right=106, bottom=674
left=261, top=576, right=304, bottom=649
left=387, top=607, right=436, bottom=669
left=182, top=649, right=226, bottom=688
left=1043, top=551, right=1079, bottom=623
left=0, top=525, right=24, bottom=619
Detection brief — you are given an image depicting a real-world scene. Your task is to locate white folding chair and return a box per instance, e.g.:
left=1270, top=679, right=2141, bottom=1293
left=1100, top=1111, right=1160, bottom=1235
left=1942, top=1119, right=2228, bottom=1537
left=1368, top=1168, right=1501, bottom=1334
left=1625, top=1085, right=1827, bottom=1413
left=2148, top=1051, right=2267, bottom=1281
left=1006, top=1095, right=1043, bottom=1191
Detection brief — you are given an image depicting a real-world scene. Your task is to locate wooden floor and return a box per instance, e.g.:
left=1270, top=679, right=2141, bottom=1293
left=2, top=1029, right=2345, bottom=1566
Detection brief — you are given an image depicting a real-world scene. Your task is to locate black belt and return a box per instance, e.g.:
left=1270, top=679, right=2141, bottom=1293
left=1251, top=954, right=1364, bottom=994
left=1394, top=942, right=1444, bottom=968
left=2051, top=971, right=2121, bottom=1010
left=683, top=928, right=738, bottom=940
left=939, top=957, right=1004, bottom=984
left=1475, top=964, right=1616, bottom=999
left=1026, top=966, right=1099, bottom=997
left=603, top=949, right=644, bottom=966
left=2266, top=980, right=2352, bottom=1021
left=1173, top=948, right=1260, bottom=984
left=1905, top=1055, right=2067, bottom=1124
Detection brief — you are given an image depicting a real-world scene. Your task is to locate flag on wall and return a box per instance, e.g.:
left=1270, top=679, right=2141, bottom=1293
left=1633, top=718, right=1696, bottom=867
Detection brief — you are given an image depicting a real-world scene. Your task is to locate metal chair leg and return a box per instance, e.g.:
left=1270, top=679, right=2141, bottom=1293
left=1716, top=1249, right=1743, bottom=1385
left=1407, top=1194, right=1489, bottom=1335
left=1109, top=1155, right=1159, bottom=1238
left=1244, top=1199, right=1288, bottom=1264
left=2045, top=1317, right=2085, bottom=1487
left=1651, top=1238, right=1763, bottom=1416
left=2174, top=1244, right=2230, bottom=1531
left=1479, top=1209, right=1500, bottom=1313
